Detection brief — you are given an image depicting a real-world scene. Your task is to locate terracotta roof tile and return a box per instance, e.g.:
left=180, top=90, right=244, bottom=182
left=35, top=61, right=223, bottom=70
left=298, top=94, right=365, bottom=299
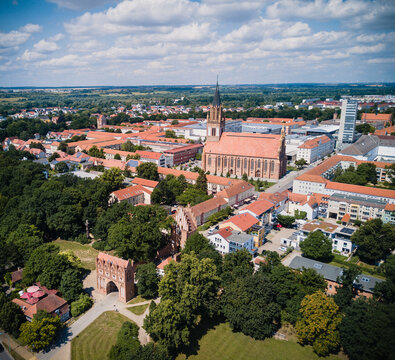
left=223, top=212, right=259, bottom=231
left=204, top=132, right=284, bottom=159
left=242, top=199, right=274, bottom=216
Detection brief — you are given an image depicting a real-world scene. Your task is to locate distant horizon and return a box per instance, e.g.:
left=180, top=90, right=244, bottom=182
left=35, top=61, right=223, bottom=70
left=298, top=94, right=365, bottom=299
left=1, top=82, right=395, bottom=90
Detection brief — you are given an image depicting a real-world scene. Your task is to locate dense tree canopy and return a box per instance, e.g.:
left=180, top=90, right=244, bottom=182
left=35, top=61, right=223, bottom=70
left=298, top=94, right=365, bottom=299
left=107, top=205, right=169, bottom=261
left=136, top=162, right=159, bottom=181
left=351, top=218, right=395, bottom=263
left=222, top=271, right=281, bottom=339
left=0, top=293, right=25, bottom=337
left=339, top=298, right=395, bottom=360
left=20, top=316, right=62, bottom=352
left=136, top=263, right=160, bottom=299
left=300, top=230, right=333, bottom=261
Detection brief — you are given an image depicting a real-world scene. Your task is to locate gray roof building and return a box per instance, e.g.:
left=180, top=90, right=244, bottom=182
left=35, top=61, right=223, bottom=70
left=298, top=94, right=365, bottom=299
left=289, top=256, right=383, bottom=294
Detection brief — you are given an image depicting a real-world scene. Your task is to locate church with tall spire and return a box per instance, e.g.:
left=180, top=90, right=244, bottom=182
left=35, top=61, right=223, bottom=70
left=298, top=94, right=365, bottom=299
left=202, top=82, right=287, bottom=180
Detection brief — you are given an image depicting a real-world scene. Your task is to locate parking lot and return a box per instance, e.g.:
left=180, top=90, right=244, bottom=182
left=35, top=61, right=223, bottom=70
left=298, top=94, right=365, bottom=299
left=259, top=227, right=296, bottom=254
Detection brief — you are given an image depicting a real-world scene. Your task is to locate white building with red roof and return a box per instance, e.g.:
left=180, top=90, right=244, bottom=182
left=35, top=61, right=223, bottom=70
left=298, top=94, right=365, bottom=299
left=296, top=135, right=334, bottom=164
left=109, top=184, right=152, bottom=205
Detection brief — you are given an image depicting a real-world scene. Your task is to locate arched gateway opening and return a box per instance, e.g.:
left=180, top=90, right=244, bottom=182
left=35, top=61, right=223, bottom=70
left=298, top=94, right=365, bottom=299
left=106, top=281, right=118, bottom=294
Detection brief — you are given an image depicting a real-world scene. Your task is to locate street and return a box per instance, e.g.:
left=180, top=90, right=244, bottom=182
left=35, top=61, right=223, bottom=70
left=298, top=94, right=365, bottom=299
left=266, top=160, right=321, bottom=194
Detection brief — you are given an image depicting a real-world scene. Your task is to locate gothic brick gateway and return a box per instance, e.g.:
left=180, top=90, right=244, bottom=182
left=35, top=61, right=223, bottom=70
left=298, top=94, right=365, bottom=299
left=96, top=252, right=136, bottom=303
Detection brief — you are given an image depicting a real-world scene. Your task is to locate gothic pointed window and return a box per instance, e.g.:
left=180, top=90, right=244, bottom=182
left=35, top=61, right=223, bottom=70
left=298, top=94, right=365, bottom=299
left=208, top=155, right=211, bottom=166
left=237, top=158, right=241, bottom=168
left=264, top=160, right=267, bottom=172
left=250, top=159, right=254, bottom=170
left=270, top=161, right=275, bottom=173
left=212, top=128, right=216, bottom=136
left=224, top=157, right=227, bottom=167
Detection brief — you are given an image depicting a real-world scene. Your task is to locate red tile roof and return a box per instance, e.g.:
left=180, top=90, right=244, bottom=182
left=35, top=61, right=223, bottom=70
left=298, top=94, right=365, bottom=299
left=217, top=181, right=254, bottom=199
left=224, top=212, right=259, bottom=231
left=204, top=132, right=283, bottom=159
left=298, top=135, right=331, bottom=149
left=361, top=113, right=392, bottom=122
left=326, top=182, right=395, bottom=199
left=190, top=196, right=227, bottom=218
left=97, top=252, right=130, bottom=268
left=259, top=190, right=288, bottom=204
left=111, top=185, right=150, bottom=200
left=215, top=226, right=233, bottom=239
left=136, top=150, right=163, bottom=160
left=242, top=199, right=274, bottom=216
left=342, top=213, right=351, bottom=222
left=385, top=203, right=395, bottom=211
left=131, top=177, right=159, bottom=189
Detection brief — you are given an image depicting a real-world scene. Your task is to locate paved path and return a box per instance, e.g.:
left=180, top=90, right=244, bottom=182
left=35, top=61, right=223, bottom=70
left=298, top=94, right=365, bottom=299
left=266, top=160, right=322, bottom=194
left=38, top=293, right=153, bottom=360
left=0, top=334, right=37, bottom=360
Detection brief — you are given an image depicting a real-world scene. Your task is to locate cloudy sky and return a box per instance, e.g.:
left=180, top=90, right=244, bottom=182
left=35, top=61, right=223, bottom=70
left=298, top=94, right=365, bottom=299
left=0, top=0, right=394, bottom=86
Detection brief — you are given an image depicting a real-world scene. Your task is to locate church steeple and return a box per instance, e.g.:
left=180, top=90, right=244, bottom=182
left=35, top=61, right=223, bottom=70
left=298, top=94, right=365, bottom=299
left=213, top=78, right=221, bottom=107
left=206, top=78, right=225, bottom=142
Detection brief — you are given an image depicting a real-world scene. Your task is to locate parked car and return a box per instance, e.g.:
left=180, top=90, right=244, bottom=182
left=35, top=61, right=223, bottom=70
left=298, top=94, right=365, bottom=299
left=279, top=246, right=287, bottom=252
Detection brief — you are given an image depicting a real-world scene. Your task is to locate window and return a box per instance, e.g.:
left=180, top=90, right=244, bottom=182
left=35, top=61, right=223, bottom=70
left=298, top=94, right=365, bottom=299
left=224, top=157, right=227, bottom=167
left=211, top=128, right=216, bottom=136
left=250, top=159, right=254, bottom=170
left=207, top=155, right=211, bottom=166
left=237, top=158, right=240, bottom=168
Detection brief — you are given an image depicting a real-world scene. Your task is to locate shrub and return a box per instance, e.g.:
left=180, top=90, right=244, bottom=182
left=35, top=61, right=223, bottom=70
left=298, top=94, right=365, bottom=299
left=71, top=293, right=93, bottom=317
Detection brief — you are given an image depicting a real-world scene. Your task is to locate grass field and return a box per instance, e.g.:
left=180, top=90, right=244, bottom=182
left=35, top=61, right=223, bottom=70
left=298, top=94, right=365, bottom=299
left=176, top=323, right=344, bottom=360
left=127, top=295, right=148, bottom=305
left=127, top=304, right=148, bottom=315
left=55, top=240, right=99, bottom=270
left=71, top=311, right=133, bottom=360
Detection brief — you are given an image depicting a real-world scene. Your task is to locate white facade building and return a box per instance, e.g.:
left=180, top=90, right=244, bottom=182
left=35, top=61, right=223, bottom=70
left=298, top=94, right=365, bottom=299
left=296, top=135, right=335, bottom=164
left=338, top=99, right=358, bottom=146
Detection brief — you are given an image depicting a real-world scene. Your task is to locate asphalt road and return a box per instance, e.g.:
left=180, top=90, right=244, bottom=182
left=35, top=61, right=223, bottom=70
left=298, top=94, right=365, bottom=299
left=0, top=343, right=13, bottom=360
left=266, top=160, right=322, bottom=194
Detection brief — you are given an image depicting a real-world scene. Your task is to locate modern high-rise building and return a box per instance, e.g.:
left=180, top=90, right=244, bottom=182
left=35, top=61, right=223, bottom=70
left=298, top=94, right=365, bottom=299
left=338, top=99, right=358, bottom=145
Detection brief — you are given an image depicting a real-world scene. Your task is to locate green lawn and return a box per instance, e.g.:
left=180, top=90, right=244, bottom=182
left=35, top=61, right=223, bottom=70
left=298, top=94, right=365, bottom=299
left=71, top=311, right=134, bottom=360
left=328, top=253, right=384, bottom=279
left=176, top=323, right=344, bottom=360
left=55, top=239, right=99, bottom=270
left=127, top=295, right=148, bottom=305
left=127, top=304, right=149, bottom=315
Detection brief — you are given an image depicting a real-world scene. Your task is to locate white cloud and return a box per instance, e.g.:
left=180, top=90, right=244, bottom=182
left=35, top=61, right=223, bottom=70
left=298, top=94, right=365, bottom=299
left=33, top=39, right=59, bottom=53
left=367, top=57, right=395, bottom=64
left=40, top=54, right=88, bottom=67
left=19, top=49, right=45, bottom=61
left=20, top=24, right=42, bottom=33
left=65, top=0, right=198, bottom=36
left=266, top=0, right=368, bottom=20
left=46, top=0, right=118, bottom=11
left=0, top=24, right=42, bottom=49
left=349, top=44, right=385, bottom=54
left=49, top=33, right=64, bottom=42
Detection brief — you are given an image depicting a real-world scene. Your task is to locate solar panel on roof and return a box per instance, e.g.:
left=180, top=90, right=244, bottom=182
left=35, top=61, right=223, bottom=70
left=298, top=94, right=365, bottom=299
left=340, top=228, right=354, bottom=234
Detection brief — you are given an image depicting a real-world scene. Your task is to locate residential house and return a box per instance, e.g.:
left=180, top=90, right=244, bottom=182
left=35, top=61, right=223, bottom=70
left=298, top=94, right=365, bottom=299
left=109, top=185, right=152, bottom=205
left=208, top=227, right=255, bottom=255
left=296, top=135, right=335, bottom=164
left=289, top=256, right=383, bottom=298
left=12, top=283, right=70, bottom=322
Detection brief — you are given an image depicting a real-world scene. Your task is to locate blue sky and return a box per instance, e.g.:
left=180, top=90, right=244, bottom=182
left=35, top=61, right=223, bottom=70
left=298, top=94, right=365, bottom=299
left=0, top=0, right=394, bottom=86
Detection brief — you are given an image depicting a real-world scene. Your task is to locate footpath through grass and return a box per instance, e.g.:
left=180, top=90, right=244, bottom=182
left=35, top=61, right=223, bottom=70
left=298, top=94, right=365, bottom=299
left=55, top=239, right=99, bottom=270
left=71, top=311, right=133, bottom=360
left=176, top=322, right=344, bottom=360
